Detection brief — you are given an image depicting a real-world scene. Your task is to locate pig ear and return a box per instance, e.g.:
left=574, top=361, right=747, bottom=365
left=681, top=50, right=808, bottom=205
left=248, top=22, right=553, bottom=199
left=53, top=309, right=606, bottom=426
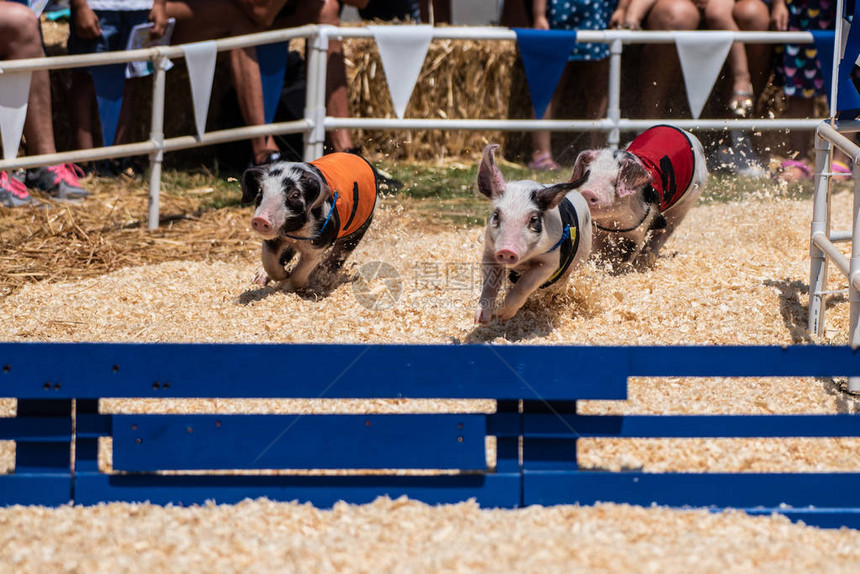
left=477, top=144, right=507, bottom=199
left=241, top=166, right=266, bottom=204
left=617, top=154, right=651, bottom=198
left=533, top=172, right=589, bottom=211
left=571, top=150, right=600, bottom=183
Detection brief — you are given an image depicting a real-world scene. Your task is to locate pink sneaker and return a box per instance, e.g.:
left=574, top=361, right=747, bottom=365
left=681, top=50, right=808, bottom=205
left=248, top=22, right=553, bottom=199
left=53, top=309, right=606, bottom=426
left=0, top=170, right=34, bottom=207
left=26, top=163, right=89, bottom=200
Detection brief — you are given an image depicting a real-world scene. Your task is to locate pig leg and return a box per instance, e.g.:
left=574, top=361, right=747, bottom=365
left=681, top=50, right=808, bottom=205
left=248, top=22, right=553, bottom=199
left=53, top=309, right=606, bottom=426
left=475, top=260, right=505, bottom=324
left=497, top=264, right=556, bottom=322
left=321, top=217, right=372, bottom=275
left=282, top=249, right=324, bottom=291
left=255, top=239, right=293, bottom=286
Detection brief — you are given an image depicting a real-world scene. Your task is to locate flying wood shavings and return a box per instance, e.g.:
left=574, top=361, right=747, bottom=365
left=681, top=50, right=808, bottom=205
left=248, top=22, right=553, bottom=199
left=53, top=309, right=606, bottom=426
left=2, top=182, right=860, bottom=570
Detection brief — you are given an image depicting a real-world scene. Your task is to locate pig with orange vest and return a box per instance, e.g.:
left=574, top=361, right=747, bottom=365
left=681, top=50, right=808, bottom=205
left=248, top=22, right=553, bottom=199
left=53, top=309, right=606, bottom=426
left=242, top=153, right=379, bottom=291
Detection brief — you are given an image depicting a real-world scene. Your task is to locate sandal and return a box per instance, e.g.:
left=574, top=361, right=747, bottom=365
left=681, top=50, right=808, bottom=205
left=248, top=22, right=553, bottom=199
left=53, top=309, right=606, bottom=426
left=528, top=152, right=561, bottom=171
left=778, top=159, right=813, bottom=182
left=729, top=84, right=755, bottom=118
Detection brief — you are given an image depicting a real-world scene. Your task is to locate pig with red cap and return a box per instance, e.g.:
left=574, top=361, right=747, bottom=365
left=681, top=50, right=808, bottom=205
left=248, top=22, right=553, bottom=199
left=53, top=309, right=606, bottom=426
left=475, top=144, right=592, bottom=324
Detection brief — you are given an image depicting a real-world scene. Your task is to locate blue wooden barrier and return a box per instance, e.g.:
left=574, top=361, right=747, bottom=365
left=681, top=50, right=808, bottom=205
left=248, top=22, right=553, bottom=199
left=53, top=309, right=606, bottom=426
left=2, top=343, right=860, bottom=529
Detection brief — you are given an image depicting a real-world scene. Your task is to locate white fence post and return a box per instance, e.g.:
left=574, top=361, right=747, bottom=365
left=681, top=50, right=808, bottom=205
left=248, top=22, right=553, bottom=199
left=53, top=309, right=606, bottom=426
left=809, top=128, right=831, bottom=336
left=607, top=38, right=622, bottom=149
left=304, top=25, right=329, bottom=161
left=147, top=53, right=169, bottom=231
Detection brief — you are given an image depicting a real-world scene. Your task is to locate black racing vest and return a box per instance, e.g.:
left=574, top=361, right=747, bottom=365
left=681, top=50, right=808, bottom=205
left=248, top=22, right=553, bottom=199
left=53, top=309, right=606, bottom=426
left=508, top=197, right=581, bottom=289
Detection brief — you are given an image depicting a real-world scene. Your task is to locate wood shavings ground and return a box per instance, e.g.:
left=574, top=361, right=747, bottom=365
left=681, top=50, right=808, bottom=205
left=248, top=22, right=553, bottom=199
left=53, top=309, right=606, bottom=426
left=3, top=191, right=860, bottom=571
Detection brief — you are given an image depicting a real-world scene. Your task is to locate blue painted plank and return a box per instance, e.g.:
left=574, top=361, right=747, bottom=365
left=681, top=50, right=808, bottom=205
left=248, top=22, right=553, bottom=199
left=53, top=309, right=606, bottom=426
left=0, top=475, right=71, bottom=506
left=3, top=344, right=860, bottom=400
left=0, top=417, right=71, bottom=441
left=524, top=471, right=860, bottom=508
left=746, top=509, right=860, bottom=530
left=627, top=345, right=860, bottom=377
left=520, top=414, right=860, bottom=438
left=73, top=472, right=522, bottom=508
left=112, top=414, right=486, bottom=471
left=0, top=343, right=628, bottom=400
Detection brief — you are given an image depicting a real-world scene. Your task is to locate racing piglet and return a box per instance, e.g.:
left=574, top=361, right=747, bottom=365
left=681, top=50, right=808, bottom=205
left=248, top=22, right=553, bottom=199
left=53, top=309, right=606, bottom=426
left=241, top=153, right=379, bottom=291
left=475, top=144, right=592, bottom=324
left=571, top=125, right=707, bottom=264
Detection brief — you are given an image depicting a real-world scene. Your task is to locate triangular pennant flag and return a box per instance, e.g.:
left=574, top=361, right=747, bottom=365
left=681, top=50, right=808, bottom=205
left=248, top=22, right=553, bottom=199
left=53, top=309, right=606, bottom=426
left=837, top=8, right=860, bottom=117
left=90, top=63, right=126, bottom=147
left=369, top=25, right=434, bottom=119
left=257, top=42, right=289, bottom=125
left=0, top=71, right=31, bottom=161
left=675, top=31, right=733, bottom=119
left=182, top=41, right=217, bottom=140
left=513, top=28, right=578, bottom=120
left=811, top=30, right=835, bottom=106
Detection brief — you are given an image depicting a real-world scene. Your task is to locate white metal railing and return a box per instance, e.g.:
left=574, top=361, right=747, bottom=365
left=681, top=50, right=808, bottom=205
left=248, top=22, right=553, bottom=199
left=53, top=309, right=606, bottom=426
left=0, top=25, right=824, bottom=229
left=810, top=120, right=860, bottom=392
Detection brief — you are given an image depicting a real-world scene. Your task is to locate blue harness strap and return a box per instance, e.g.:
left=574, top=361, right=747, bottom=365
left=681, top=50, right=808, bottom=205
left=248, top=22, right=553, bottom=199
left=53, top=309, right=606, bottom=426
left=283, top=192, right=339, bottom=241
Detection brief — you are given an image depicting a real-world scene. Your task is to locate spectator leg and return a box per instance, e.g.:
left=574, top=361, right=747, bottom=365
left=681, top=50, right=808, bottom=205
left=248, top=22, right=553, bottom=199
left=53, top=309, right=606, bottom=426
left=166, top=0, right=276, bottom=163
left=639, top=0, right=700, bottom=118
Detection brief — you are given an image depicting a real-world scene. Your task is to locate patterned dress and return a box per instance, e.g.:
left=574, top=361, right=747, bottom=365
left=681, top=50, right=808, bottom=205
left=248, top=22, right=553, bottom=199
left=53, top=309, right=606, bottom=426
left=547, top=0, right=617, bottom=61
left=774, top=0, right=835, bottom=97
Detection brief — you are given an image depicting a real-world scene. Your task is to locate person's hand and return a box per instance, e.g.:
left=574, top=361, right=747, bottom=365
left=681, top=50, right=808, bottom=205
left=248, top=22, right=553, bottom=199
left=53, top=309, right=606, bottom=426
left=533, top=14, right=550, bottom=30
left=148, top=2, right=168, bottom=39
left=609, top=7, right=626, bottom=28
left=74, top=4, right=102, bottom=39
left=771, top=2, right=789, bottom=31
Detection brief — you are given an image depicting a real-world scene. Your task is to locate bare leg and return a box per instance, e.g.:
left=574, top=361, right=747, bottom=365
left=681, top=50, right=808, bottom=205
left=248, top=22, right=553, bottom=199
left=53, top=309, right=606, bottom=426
left=733, top=0, right=771, bottom=98
left=320, top=0, right=354, bottom=153
left=0, top=4, right=58, bottom=156
left=71, top=71, right=97, bottom=149
left=578, top=59, right=610, bottom=148
left=639, top=0, right=700, bottom=118
left=166, top=0, right=275, bottom=161
left=704, top=0, right=751, bottom=97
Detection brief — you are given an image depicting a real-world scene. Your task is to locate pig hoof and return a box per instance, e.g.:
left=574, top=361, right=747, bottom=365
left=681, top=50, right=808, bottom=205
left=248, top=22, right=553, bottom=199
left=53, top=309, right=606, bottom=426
left=253, top=269, right=271, bottom=286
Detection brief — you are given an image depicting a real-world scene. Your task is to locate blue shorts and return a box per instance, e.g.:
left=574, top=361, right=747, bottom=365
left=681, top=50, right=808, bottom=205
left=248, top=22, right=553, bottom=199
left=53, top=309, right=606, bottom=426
left=67, top=9, right=150, bottom=55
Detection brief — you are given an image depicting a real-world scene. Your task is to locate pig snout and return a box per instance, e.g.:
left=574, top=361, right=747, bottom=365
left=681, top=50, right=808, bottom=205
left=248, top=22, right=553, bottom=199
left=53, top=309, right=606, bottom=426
left=580, top=189, right=600, bottom=205
left=251, top=215, right=275, bottom=236
left=495, top=249, right=519, bottom=265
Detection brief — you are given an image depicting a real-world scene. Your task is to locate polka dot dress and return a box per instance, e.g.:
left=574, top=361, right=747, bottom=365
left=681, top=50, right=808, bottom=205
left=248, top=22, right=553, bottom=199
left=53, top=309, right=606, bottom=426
left=547, top=0, right=617, bottom=61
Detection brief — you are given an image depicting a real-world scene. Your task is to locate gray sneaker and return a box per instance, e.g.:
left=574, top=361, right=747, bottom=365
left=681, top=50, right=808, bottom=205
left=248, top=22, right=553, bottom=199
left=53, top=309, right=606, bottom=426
left=0, top=170, right=34, bottom=207
left=26, top=164, right=89, bottom=199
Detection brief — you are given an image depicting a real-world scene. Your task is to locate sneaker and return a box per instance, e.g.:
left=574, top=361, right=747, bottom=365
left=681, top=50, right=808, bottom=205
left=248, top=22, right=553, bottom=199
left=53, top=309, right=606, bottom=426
left=0, top=170, right=34, bottom=207
left=26, top=164, right=89, bottom=199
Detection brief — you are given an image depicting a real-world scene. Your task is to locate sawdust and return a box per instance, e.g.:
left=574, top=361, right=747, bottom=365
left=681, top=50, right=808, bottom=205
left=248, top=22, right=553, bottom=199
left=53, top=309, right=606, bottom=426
left=2, top=183, right=860, bottom=571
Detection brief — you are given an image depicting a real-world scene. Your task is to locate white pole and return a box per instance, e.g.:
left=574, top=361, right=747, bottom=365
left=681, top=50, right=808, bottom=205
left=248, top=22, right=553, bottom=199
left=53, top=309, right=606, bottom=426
left=809, top=128, right=831, bottom=336
left=304, top=25, right=329, bottom=161
left=607, top=39, right=622, bottom=149
left=147, top=54, right=168, bottom=230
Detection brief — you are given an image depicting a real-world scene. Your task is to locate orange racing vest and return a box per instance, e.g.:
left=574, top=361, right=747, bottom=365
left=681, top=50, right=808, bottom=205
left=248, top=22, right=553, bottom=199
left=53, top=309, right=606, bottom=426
left=311, top=153, right=378, bottom=239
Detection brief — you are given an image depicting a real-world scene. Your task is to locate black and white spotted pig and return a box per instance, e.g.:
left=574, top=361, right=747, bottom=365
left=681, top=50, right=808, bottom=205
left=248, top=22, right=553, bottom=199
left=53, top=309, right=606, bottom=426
left=475, top=144, right=592, bottom=324
left=241, top=153, right=379, bottom=291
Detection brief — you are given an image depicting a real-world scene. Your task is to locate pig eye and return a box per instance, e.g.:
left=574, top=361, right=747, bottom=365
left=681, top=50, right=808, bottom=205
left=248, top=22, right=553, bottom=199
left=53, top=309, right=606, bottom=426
left=528, top=214, right=542, bottom=232
left=490, top=210, right=500, bottom=226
